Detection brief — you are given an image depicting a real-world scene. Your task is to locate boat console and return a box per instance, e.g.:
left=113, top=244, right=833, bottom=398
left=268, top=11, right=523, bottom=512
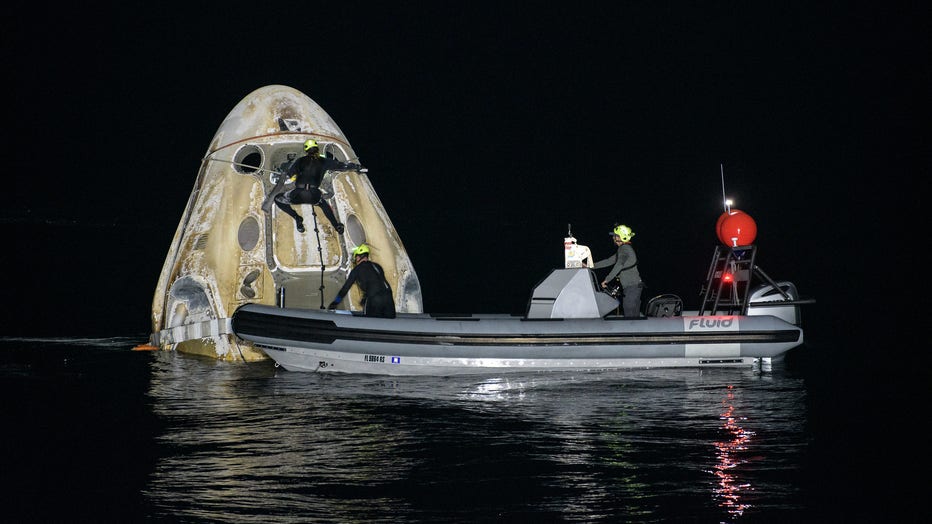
left=525, top=269, right=621, bottom=319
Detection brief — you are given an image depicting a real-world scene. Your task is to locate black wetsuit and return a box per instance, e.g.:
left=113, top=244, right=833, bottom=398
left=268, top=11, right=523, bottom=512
left=274, top=153, right=360, bottom=232
left=329, top=260, right=396, bottom=318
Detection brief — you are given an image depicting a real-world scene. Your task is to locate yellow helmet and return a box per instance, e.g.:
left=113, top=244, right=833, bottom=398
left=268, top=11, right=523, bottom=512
left=352, top=244, right=370, bottom=257
left=610, top=224, right=634, bottom=242
left=303, top=139, right=319, bottom=152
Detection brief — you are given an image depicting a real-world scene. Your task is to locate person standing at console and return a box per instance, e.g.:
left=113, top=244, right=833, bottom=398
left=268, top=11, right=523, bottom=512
left=593, top=224, right=644, bottom=317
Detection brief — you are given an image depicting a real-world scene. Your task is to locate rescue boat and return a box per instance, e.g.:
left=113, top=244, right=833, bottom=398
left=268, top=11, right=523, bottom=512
left=231, top=226, right=813, bottom=376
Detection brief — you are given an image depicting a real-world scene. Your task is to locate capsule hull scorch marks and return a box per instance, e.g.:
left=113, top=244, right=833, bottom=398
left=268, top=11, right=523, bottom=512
left=148, top=85, right=422, bottom=361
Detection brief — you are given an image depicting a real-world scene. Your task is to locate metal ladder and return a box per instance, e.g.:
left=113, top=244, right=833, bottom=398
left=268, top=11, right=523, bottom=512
left=698, top=244, right=792, bottom=315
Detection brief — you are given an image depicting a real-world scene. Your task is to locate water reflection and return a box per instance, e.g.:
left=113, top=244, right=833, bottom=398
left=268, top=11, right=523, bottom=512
left=714, top=384, right=754, bottom=517
left=142, top=353, right=807, bottom=522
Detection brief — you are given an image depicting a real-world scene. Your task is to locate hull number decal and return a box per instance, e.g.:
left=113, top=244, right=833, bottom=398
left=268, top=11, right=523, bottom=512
left=365, top=354, right=386, bottom=363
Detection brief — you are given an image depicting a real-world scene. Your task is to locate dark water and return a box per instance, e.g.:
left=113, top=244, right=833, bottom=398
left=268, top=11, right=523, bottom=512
left=0, top=336, right=917, bottom=523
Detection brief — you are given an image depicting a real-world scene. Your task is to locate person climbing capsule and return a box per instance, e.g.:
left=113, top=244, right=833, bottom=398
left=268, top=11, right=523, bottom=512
left=273, top=139, right=364, bottom=234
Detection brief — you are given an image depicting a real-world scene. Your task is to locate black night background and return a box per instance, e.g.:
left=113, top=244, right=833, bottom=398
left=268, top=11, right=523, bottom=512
left=3, top=3, right=926, bottom=520
left=6, top=4, right=919, bottom=336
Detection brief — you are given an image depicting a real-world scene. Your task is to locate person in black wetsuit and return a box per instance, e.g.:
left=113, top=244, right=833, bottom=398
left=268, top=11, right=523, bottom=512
left=274, top=139, right=364, bottom=234
left=327, top=244, right=396, bottom=318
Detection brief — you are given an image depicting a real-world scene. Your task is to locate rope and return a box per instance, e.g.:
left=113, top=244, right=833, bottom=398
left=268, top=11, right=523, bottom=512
left=202, top=157, right=284, bottom=177
left=202, top=131, right=354, bottom=159
left=309, top=208, right=327, bottom=309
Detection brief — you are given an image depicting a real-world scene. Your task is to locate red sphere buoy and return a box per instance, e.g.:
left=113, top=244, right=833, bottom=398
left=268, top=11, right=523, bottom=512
left=716, top=209, right=757, bottom=247
left=715, top=209, right=742, bottom=240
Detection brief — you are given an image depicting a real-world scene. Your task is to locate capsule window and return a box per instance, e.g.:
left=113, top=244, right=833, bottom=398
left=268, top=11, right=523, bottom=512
left=238, top=216, right=260, bottom=251
left=233, top=145, right=263, bottom=174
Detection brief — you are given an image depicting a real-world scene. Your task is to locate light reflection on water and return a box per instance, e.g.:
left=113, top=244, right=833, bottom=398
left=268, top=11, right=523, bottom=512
left=714, top=385, right=754, bottom=517
left=143, top=352, right=808, bottom=522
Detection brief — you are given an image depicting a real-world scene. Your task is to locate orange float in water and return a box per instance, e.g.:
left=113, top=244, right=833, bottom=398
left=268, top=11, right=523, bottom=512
left=716, top=209, right=757, bottom=247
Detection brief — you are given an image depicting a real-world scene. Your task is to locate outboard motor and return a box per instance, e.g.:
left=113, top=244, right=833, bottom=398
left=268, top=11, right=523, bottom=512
left=747, top=281, right=800, bottom=325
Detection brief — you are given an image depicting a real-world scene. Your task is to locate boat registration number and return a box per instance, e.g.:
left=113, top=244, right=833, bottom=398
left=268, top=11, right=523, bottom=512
left=365, top=354, right=386, bottom=363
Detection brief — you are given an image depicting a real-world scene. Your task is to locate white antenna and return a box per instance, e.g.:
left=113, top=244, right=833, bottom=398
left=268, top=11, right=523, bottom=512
left=720, top=163, right=727, bottom=212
